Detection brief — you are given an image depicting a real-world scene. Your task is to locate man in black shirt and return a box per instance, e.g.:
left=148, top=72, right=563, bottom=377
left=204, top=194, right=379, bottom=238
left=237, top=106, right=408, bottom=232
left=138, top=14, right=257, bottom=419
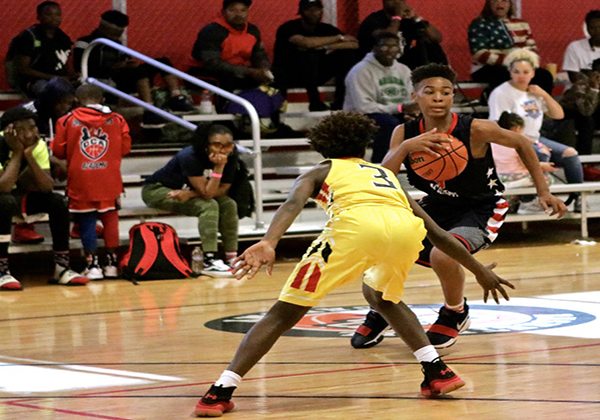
left=273, top=0, right=358, bottom=111
left=5, top=1, right=78, bottom=97
left=357, top=0, right=447, bottom=70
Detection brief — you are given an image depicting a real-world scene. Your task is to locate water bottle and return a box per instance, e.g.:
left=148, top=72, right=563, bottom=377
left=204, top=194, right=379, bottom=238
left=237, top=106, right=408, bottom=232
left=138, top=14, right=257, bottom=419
left=199, top=90, right=213, bottom=114
left=191, top=246, right=204, bottom=272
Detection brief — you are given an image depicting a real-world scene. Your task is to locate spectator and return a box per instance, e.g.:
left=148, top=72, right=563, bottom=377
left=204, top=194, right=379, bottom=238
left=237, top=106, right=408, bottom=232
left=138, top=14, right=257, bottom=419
left=189, top=0, right=273, bottom=96
left=343, top=32, right=420, bottom=163
left=73, top=10, right=194, bottom=116
left=0, top=107, right=89, bottom=290
left=562, top=10, right=600, bottom=83
left=272, top=0, right=358, bottom=111
left=357, top=0, right=447, bottom=70
left=468, top=0, right=554, bottom=96
left=142, top=124, right=239, bottom=277
left=51, top=84, right=131, bottom=280
left=488, top=49, right=585, bottom=211
left=5, top=1, right=78, bottom=97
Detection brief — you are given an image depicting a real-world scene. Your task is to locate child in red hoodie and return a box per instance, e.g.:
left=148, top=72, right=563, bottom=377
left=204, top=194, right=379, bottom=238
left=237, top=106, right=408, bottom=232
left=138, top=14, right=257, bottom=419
left=52, top=84, right=131, bottom=279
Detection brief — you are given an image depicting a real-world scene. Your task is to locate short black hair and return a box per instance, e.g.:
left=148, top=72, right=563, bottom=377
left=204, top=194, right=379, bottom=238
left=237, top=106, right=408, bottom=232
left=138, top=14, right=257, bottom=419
left=373, top=32, right=400, bottom=46
left=223, top=0, right=252, bottom=9
left=586, top=10, right=600, bottom=26
left=308, top=111, right=377, bottom=159
left=411, top=63, right=457, bottom=86
left=76, top=84, right=104, bottom=104
left=497, top=111, right=524, bottom=130
left=101, top=10, right=129, bottom=27
left=0, top=106, right=37, bottom=131
left=37, top=1, right=60, bottom=15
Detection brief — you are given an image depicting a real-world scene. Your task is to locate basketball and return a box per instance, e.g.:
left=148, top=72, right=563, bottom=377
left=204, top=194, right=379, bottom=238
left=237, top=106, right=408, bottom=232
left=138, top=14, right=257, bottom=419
left=408, top=134, right=469, bottom=182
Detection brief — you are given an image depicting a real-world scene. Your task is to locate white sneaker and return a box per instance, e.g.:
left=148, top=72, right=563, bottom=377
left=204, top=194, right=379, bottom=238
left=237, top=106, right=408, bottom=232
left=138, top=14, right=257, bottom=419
left=54, top=265, right=89, bottom=285
left=0, top=273, right=23, bottom=291
left=517, top=200, right=546, bottom=214
left=84, top=265, right=104, bottom=280
left=103, top=264, right=118, bottom=279
left=201, top=258, right=235, bottom=278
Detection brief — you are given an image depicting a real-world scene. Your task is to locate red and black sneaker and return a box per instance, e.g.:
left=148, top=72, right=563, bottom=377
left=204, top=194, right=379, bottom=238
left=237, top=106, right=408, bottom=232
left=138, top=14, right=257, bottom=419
left=426, top=299, right=470, bottom=349
left=420, top=358, right=465, bottom=397
left=351, top=309, right=392, bottom=349
left=194, top=384, right=235, bottom=417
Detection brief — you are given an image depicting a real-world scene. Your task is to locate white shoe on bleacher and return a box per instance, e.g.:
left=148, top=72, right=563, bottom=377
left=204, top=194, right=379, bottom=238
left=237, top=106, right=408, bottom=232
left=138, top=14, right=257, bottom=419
left=517, top=200, right=546, bottom=214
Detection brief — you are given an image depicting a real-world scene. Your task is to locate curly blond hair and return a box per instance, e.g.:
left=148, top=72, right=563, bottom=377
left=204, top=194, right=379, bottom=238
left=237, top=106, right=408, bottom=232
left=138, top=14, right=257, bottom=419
left=504, top=48, right=540, bottom=69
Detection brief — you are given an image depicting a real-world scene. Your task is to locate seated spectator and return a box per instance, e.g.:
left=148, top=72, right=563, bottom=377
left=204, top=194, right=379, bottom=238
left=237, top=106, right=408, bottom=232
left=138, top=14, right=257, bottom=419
left=0, top=107, right=89, bottom=290
left=142, top=124, right=239, bottom=278
left=73, top=10, right=194, bottom=117
left=468, top=0, right=554, bottom=96
left=189, top=0, right=273, bottom=96
left=562, top=10, right=600, bottom=83
left=52, top=84, right=131, bottom=280
left=357, top=0, right=447, bottom=70
left=492, top=112, right=556, bottom=213
left=5, top=1, right=78, bottom=97
left=273, top=0, right=358, bottom=111
left=488, top=49, right=584, bottom=210
left=343, top=33, right=420, bottom=162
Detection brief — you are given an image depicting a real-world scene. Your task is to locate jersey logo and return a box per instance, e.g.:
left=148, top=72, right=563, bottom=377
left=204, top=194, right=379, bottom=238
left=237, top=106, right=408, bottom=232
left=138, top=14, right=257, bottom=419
left=80, top=127, right=108, bottom=161
left=522, top=99, right=541, bottom=119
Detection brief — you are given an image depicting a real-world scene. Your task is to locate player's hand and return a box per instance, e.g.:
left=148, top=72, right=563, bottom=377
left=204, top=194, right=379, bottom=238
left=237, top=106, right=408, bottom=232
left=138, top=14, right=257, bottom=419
left=231, top=241, right=275, bottom=280
left=475, top=262, right=515, bottom=304
left=404, top=128, right=451, bottom=157
left=538, top=193, right=567, bottom=219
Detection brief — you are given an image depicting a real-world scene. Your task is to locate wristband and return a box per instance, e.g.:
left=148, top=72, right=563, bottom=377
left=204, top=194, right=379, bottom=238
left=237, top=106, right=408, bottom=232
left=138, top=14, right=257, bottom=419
left=397, top=104, right=403, bottom=114
left=391, top=15, right=402, bottom=22
left=211, top=172, right=223, bottom=179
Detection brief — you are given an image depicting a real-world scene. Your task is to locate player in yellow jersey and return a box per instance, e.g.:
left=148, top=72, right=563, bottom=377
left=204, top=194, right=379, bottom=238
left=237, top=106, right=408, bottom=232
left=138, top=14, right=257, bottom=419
left=193, top=111, right=514, bottom=417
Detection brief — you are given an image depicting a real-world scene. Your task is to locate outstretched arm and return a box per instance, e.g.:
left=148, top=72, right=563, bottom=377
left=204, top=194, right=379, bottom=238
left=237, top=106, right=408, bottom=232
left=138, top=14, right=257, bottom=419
left=232, top=163, right=330, bottom=280
left=405, top=190, right=515, bottom=303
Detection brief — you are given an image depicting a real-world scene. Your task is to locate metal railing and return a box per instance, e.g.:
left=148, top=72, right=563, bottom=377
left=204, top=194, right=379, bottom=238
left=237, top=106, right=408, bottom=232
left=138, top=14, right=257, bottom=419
left=80, top=38, right=265, bottom=229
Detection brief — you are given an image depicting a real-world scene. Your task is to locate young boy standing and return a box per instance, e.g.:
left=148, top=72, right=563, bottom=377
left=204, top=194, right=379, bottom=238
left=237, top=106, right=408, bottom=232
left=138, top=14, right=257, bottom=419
left=52, top=84, right=131, bottom=279
left=351, top=64, right=567, bottom=350
left=193, top=111, right=514, bottom=417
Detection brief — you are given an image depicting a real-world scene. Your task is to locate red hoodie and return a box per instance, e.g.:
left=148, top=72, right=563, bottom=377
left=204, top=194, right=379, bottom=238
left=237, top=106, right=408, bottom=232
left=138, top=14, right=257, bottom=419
left=52, top=105, right=131, bottom=202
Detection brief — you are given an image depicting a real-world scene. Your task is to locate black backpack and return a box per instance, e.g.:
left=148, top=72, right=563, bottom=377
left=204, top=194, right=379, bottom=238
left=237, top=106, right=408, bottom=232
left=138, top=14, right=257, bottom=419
left=120, top=222, right=194, bottom=283
left=228, top=158, right=255, bottom=219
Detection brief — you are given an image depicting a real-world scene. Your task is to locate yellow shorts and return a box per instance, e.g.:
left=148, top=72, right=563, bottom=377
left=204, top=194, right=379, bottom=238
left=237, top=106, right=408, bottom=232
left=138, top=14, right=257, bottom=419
left=279, top=206, right=426, bottom=307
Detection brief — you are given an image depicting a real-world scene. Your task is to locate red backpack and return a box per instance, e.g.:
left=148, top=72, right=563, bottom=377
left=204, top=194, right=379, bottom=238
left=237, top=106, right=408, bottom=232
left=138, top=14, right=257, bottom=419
left=120, top=222, right=194, bottom=283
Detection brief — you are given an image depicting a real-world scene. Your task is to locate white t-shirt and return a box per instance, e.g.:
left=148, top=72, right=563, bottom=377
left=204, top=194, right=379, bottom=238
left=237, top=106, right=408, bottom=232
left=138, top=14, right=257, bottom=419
left=562, top=39, right=600, bottom=72
left=488, top=81, right=547, bottom=141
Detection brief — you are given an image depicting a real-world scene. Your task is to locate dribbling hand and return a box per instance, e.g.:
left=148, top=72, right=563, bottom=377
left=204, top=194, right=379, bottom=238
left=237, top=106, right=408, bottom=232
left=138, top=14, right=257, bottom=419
left=231, top=241, right=275, bottom=280
left=475, top=262, right=515, bottom=304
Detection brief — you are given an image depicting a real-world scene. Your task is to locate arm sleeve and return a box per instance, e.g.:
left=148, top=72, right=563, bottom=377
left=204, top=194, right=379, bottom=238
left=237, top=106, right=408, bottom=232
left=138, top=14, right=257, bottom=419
left=51, top=117, right=68, bottom=159
left=562, top=42, right=580, bottom=73
left=487, top=88, right=515, bottom=120
left=119, top=116, right=132, bottom=156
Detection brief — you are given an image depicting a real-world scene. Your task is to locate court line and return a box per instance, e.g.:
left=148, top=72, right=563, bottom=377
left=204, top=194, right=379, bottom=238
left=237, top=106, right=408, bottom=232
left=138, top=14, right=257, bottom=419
left=2, top=401, right=129, bottom=420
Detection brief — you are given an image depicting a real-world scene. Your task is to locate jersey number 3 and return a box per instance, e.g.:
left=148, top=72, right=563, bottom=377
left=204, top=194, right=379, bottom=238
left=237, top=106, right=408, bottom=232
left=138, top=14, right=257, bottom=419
left=359, top=164, right=398, bottom=190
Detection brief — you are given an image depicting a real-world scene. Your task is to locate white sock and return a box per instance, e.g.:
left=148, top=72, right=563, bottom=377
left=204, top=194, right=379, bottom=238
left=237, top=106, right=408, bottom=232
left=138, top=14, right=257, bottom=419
left=413, top=345, right=439, bottom=363
left=215, top=370, right=242, bottom=388
left=445, top=301, right=464, bottom=313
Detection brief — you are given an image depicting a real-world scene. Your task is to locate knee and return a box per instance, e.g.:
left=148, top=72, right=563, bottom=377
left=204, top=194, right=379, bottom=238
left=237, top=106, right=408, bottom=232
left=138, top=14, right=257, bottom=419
left=562, top=147, right=578, bottom=158
left=193, top=198, right=218, bottom=217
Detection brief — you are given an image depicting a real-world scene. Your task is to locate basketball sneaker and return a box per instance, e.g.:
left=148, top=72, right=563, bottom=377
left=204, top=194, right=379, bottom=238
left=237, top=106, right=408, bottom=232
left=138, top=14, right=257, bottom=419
left=52, top=265, right=89, bottom=286
left=103, top=254, right=119, bottom=279
left=350, top=309, right=392, bottom=349
left=201, top=256, right=235, bottom=278
left=0, top=273, right=23, bottom=291
left=83, top=255, right=104, bottom=281
left=420, top=358, right=465, bottom=397
left=194, top=384, right=235, bottom=417
left=426, top=299, right=470, bottom=349
left=12, top=223, right=44, bottom=244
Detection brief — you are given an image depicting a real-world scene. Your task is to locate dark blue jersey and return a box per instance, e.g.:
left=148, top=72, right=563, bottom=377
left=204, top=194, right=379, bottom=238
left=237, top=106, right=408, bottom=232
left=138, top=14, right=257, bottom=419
left=404, top=113, right=504, bottom=206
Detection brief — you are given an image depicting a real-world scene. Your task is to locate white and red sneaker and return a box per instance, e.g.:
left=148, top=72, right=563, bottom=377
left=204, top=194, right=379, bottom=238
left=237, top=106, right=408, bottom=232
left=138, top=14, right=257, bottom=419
left=0, top=273, right=23, bottom=291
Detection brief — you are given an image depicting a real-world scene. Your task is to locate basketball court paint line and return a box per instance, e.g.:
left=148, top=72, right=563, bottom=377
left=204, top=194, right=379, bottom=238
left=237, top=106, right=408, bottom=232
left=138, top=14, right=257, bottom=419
left=3, top=401, right=130, bottom=420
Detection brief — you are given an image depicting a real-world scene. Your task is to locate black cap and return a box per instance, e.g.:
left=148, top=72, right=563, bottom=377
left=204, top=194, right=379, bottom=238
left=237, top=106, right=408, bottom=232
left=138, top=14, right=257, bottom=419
left=101, top=10, right=129, bottom=27
left=0, top=106, right=37, bottom=130
left=223, top=0, right=252, bottom=9
left=298, top=0, right=323, bottom=12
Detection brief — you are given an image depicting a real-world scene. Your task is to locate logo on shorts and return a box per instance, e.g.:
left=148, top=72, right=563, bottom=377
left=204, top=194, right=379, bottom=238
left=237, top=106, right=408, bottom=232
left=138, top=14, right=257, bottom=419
left=80, top=127, right=108, bottom=161
left=205, top=298, right=597, bottom=339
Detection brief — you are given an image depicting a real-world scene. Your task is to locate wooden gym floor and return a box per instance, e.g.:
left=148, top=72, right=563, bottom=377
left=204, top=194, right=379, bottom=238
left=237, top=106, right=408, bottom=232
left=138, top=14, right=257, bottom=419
left=1, top=223, right=600, bottom=419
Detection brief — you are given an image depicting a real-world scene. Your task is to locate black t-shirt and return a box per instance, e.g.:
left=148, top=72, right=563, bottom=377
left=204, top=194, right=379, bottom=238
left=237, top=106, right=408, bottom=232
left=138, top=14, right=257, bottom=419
left=146, top=145, right=239, bottom=190
left=73, top=29, right=127, bottom=77
left=273, top=19, right=342, bottom=70
left=6, top=24, right=72, bottom=80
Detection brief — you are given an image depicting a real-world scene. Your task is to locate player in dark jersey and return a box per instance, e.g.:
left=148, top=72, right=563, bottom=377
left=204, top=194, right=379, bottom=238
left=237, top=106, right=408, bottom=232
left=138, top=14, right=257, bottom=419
left=351, top=63, right=567, bottom=350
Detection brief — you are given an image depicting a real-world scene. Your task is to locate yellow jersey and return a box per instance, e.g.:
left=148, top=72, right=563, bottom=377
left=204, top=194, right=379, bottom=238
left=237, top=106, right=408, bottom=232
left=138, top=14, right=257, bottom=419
left=315, top=158, right=413, bottom=218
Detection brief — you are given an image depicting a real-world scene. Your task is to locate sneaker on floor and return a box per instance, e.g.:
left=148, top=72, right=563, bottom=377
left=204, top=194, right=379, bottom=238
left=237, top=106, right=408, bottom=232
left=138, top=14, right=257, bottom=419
left=0, top=273, right=23, bottom=291
left=83, top=255, right=103, bottom=280
left=201, top=258, right=235, bottom=278
left=351, top=309, right=392, bottom=349
left=420, top=357, right=465, bottom=397
left=103, top=264, right=118, bottom=279
left=52, top=265, right=89, bottom=286
left=426, top=299, right=471, bottom=349
left=167, top=95, right=196, bottom=113
left=517, top=199, right=546, bottom=214
left=12, top=223, right=44, bottom=244
left=195, top=385, right=235, bottom=417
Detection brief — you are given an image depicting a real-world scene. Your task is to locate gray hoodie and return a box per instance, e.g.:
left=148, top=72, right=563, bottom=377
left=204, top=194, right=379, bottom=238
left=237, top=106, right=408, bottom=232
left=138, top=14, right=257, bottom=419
left=343, top=52, right=413, bottom=114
